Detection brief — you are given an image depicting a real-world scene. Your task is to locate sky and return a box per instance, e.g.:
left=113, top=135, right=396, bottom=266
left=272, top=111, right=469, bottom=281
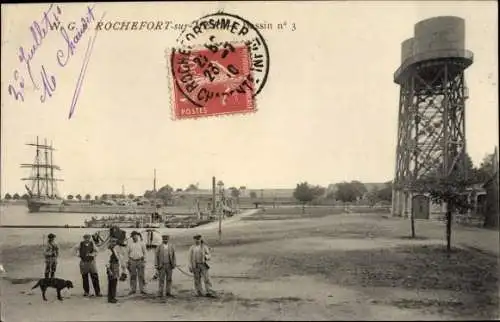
left=1, top=1, right=498, bottom=197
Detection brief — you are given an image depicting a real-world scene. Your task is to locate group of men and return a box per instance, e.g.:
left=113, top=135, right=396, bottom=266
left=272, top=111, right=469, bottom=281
left=43, top=231, right=215, bottom=304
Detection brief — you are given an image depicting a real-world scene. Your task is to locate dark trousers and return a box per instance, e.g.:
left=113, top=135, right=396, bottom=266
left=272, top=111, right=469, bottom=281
left=107, top=276, right=117, bottom=302
left=82, top=273, right=101, bottom=295
left=44, top=258, right=57, bottom=278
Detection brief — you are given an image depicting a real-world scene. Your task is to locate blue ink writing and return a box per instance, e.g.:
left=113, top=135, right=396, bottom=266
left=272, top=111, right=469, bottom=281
left=9, top=3, right=102, bottom=119
left=40, top=66, right=57, bottom=103
left=17, top=4, right=63, bottom=90
left=68, top=11, right=105, bottom=119
left=8, top=70, right=25, bottom=102
left=57, top=5, right=95, bottom=68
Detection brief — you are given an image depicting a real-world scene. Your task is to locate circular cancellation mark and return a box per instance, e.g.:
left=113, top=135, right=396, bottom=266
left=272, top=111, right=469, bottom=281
left=170, top=12, right=270, bottom=116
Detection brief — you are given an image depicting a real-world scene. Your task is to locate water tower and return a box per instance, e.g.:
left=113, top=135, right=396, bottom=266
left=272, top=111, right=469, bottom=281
left=392, top=16, right=474, bottom=218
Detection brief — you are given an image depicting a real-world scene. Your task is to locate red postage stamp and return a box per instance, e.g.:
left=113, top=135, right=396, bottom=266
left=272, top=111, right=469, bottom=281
left=171, top=44, right=255, bottom=119
left=169, top=12, right=269, bottom=120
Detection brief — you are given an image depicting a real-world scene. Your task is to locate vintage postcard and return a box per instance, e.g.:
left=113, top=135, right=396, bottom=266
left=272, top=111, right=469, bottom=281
left=1, top=1, right=498, bottom=321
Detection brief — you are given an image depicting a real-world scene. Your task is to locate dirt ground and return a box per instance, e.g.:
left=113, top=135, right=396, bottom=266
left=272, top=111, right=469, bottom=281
left=1, top=208, right=498, bottom=321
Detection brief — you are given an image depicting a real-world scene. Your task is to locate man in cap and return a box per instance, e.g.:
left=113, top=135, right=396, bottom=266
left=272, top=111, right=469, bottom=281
left=106, top=237, right=125, bottom=303
left=43, top=233, right=59, bottom=278
left=188, top=234, right=215, bottom=297
left=154, top=234, right=176, bottom=298
left=127, top=230, right=147, bottom=295
left=73, top=234, right=101, bottom=297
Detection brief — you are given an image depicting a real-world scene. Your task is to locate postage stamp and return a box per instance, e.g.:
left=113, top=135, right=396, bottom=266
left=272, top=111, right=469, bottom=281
left=168, top=12, right=270, bottom=120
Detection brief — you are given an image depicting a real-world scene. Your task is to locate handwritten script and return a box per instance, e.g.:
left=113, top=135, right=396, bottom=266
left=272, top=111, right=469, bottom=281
left=7, top=4, right=105, bottom=119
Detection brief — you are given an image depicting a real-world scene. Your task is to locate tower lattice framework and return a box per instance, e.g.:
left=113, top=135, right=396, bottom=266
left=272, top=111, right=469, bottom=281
left=392, top=16, right=473, bottom=217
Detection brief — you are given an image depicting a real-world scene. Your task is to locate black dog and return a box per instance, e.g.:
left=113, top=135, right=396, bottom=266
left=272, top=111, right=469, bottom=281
left=32, top=278, right=74, bottom=301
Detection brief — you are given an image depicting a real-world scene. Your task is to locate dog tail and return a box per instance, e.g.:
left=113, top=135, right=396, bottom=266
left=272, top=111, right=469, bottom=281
left=31, top=280, right=41, bottom=289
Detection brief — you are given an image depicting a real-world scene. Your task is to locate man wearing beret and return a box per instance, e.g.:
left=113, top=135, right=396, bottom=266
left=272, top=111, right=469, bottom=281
left=43, top=233, right=59, bottom=278
left=188, top=234, right=215, bottom=297
left=73, top=234, right=101, bottom=297
left=127, top=231, right=147, bottom=295
left=155, top=234, right=177, bottom=298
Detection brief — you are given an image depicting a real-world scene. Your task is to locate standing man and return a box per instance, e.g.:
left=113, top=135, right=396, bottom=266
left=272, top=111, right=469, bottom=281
left=127, top=231, right=147, bottom=295
left=188, top=234, right=215, bottom=297
left=44, top=233, right=59, bottom=279
left=106, top=237, right=125, bottom=304
left=154, top=234, right=176, bottom=298
left=73, top=234, right=101, bottom=297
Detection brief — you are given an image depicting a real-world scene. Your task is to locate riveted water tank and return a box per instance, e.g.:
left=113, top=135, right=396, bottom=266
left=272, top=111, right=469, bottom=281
left=401, top=38, right=414, bottom=63
left=413, top=16, right=465, bottom=61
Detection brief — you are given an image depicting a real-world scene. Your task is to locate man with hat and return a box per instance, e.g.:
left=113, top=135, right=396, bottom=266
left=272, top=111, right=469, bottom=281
left=154, top=234, right=177, bottom=298
left=127, top=230, right=147, bottom=295
left=106, top=237, right=125, bottom=303
left=43, top=233, right=59, bottom=278
left=73, top=234, right=101, bottom=297
left=188, top=234, right=215, bottom=297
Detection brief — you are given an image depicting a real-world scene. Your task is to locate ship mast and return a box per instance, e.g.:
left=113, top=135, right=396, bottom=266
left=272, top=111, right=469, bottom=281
left=36, top=136, right=41, bottom=196
left=21, top=137, right=63, bottom=198
left=153, top=168, right=157, bottom=214
left=44, top=138, right=49, bottom=197
left=50, top=141, right=54, bottom=197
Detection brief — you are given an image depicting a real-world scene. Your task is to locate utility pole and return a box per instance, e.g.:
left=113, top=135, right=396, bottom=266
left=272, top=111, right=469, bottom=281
left=153, top=169, right=157, bottom=224
left=213, top=177, right=221, bottom=240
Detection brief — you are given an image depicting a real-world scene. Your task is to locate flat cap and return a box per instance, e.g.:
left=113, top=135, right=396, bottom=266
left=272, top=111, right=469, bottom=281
left=162, top=234, right=170, bottom=240
left=48, top=233, right=56, bottom=239
left=83, top=234, right=91, bottom=238
left=193, top=234, right=202, bottom=240
left=131, top=231, right=140, bottom=237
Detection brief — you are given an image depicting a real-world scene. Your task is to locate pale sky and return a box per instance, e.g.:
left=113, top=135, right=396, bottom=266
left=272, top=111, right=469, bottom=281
left=1, top=1, right=498, bottom=196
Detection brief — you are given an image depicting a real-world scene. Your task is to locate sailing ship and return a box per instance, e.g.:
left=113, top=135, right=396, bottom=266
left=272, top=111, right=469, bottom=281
left=21, top=137, right=64, bottom=212
left=21, top=137, right=157, bottom=215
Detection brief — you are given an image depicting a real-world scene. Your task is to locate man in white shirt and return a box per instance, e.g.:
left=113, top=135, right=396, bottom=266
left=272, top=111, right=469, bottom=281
left=188, top=234, right=215, bottom=297
left=127, top=231, right=147, bottom=295
left=154, top=234, right=176, bottom=298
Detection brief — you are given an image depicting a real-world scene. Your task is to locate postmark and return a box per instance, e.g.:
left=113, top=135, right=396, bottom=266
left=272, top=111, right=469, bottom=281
left=168, top=12, right=270, bottom=120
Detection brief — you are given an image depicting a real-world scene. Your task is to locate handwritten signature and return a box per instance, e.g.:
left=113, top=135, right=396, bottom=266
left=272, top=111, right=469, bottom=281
left=7, top=4, right=105, bottom=120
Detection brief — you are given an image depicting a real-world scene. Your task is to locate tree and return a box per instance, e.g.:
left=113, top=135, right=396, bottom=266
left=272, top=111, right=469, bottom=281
left=94, top=196, right=99, bottom=200
left=176, top=188, right=183, bottom=192
left=415, top=161, right=473, bottom=252
left=4, top=193, right=12, bottom=200
left=350, top=180, right=368, bottom=198
left=366, top=188, right=379, bottom=207
left=67, top=195, right=74, bottom=200
left=185, top=184, right=198, bottom=192
left=84, top=194, right=91, bottom=201
left=229, top=187, right=240, bottom=206
left=250, top=191, right=257, bottom=199
left=22, top=193, right=29, bottom=200
left=475, top=150, right=499, bottom=228
left=293, top=182, right=326, bottom=213
left=76, top=194, right=82, bottom=201
left=146, top=184, right=174, bottom=205
left=334, top=181, right=366, bottom=203
left=229, top=187, right=240, bottom=198
left=128, top=193, right=135, bottom=199
left=375, top=181, right=393, bottom=202
left=472, top=152, right=497, bottom=183
left=13, top=193, right=20, bottom=200
left=101, top=194, right=108, bottom=200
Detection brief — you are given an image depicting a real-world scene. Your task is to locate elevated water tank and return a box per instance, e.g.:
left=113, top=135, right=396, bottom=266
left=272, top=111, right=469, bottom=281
left=394, top=16, right=473, bottom=83
left=401, top=38, right=414, bottom=63
left=413, top=16, right=466, bottom=62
